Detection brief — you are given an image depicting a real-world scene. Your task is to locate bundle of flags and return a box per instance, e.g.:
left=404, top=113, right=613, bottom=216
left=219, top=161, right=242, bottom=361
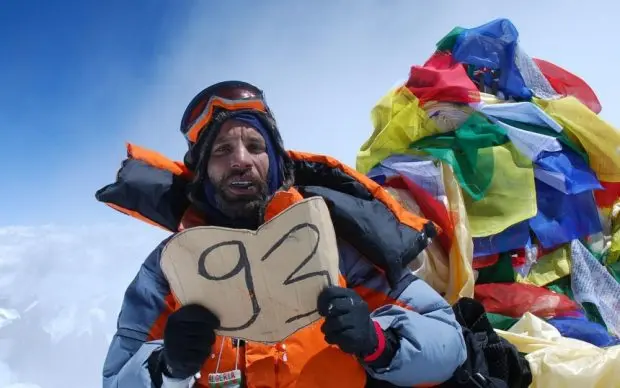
left=356, top=18, right=620, bottom=349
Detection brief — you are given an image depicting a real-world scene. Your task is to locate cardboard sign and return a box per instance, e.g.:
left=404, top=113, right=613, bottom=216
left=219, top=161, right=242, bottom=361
left=160, top=197, right=339, bottom=344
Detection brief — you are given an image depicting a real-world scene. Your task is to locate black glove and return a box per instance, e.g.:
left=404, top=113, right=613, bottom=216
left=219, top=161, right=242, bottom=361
left=317, top=286, right=380, bottom=356
left=318, top=286, right=399, bottom=369
left=161, top=304, right=220, bottom=379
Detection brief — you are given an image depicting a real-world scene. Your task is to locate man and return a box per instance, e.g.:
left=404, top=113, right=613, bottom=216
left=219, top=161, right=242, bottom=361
left=98, top=80, right=467, bottom=388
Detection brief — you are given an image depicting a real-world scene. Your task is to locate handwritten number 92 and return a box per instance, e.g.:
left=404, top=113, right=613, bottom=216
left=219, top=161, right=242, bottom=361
left=197, top=223, right=333, bottom=331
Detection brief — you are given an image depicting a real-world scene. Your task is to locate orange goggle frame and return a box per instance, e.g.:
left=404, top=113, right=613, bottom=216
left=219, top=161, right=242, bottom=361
left=185, top=96, right=269, bottom=144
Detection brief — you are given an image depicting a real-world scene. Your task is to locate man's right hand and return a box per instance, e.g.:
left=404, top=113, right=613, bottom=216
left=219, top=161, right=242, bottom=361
left=161, top=304, right=220, bottom=379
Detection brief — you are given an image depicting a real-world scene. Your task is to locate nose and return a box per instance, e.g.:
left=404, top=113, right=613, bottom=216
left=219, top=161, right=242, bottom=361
left=230, top=143, right=253, bottom=168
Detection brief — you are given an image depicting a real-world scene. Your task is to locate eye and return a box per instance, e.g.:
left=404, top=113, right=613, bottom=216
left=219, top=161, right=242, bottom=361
left=247, top=142, right=266, bottom=153
left=213, top=144, right=231, bottom=155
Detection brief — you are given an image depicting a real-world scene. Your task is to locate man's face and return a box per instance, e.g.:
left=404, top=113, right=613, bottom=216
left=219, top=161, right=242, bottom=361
left=206, top=119, right=270, bottom=220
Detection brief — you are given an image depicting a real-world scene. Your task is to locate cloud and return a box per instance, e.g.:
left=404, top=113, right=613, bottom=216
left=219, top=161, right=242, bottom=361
left=0, top=223, right=167, bottom=388
left=117, top=2, right=451, bottom=166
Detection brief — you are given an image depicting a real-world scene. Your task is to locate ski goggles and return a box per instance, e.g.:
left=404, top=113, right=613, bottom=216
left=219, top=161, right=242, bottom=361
left=181, top=81, right=271, bottom=144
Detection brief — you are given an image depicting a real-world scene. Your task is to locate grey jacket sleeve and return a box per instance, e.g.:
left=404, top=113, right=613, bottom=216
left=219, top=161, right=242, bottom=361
left=102, top=239, right=189, bottom=388
left=339, top=239, right=467, bottom=386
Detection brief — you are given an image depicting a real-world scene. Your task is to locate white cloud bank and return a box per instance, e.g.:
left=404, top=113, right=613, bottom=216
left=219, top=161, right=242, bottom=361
left=0, top=224, right=167, bottom=388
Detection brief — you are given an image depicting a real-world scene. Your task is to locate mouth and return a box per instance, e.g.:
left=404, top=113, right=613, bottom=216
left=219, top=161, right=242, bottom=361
left=227, top=180, right=258, bottom=195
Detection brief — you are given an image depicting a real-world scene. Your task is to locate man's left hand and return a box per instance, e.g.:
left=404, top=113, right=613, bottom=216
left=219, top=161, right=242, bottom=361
left=317, top=286, right=379, bottom=357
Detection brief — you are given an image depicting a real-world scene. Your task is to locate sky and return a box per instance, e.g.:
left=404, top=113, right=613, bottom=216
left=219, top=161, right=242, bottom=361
left=1, top=1, right=619, bottom=387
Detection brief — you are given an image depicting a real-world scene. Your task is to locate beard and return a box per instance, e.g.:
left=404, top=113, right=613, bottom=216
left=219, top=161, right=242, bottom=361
left=212, top=174, right=269, bottom=221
